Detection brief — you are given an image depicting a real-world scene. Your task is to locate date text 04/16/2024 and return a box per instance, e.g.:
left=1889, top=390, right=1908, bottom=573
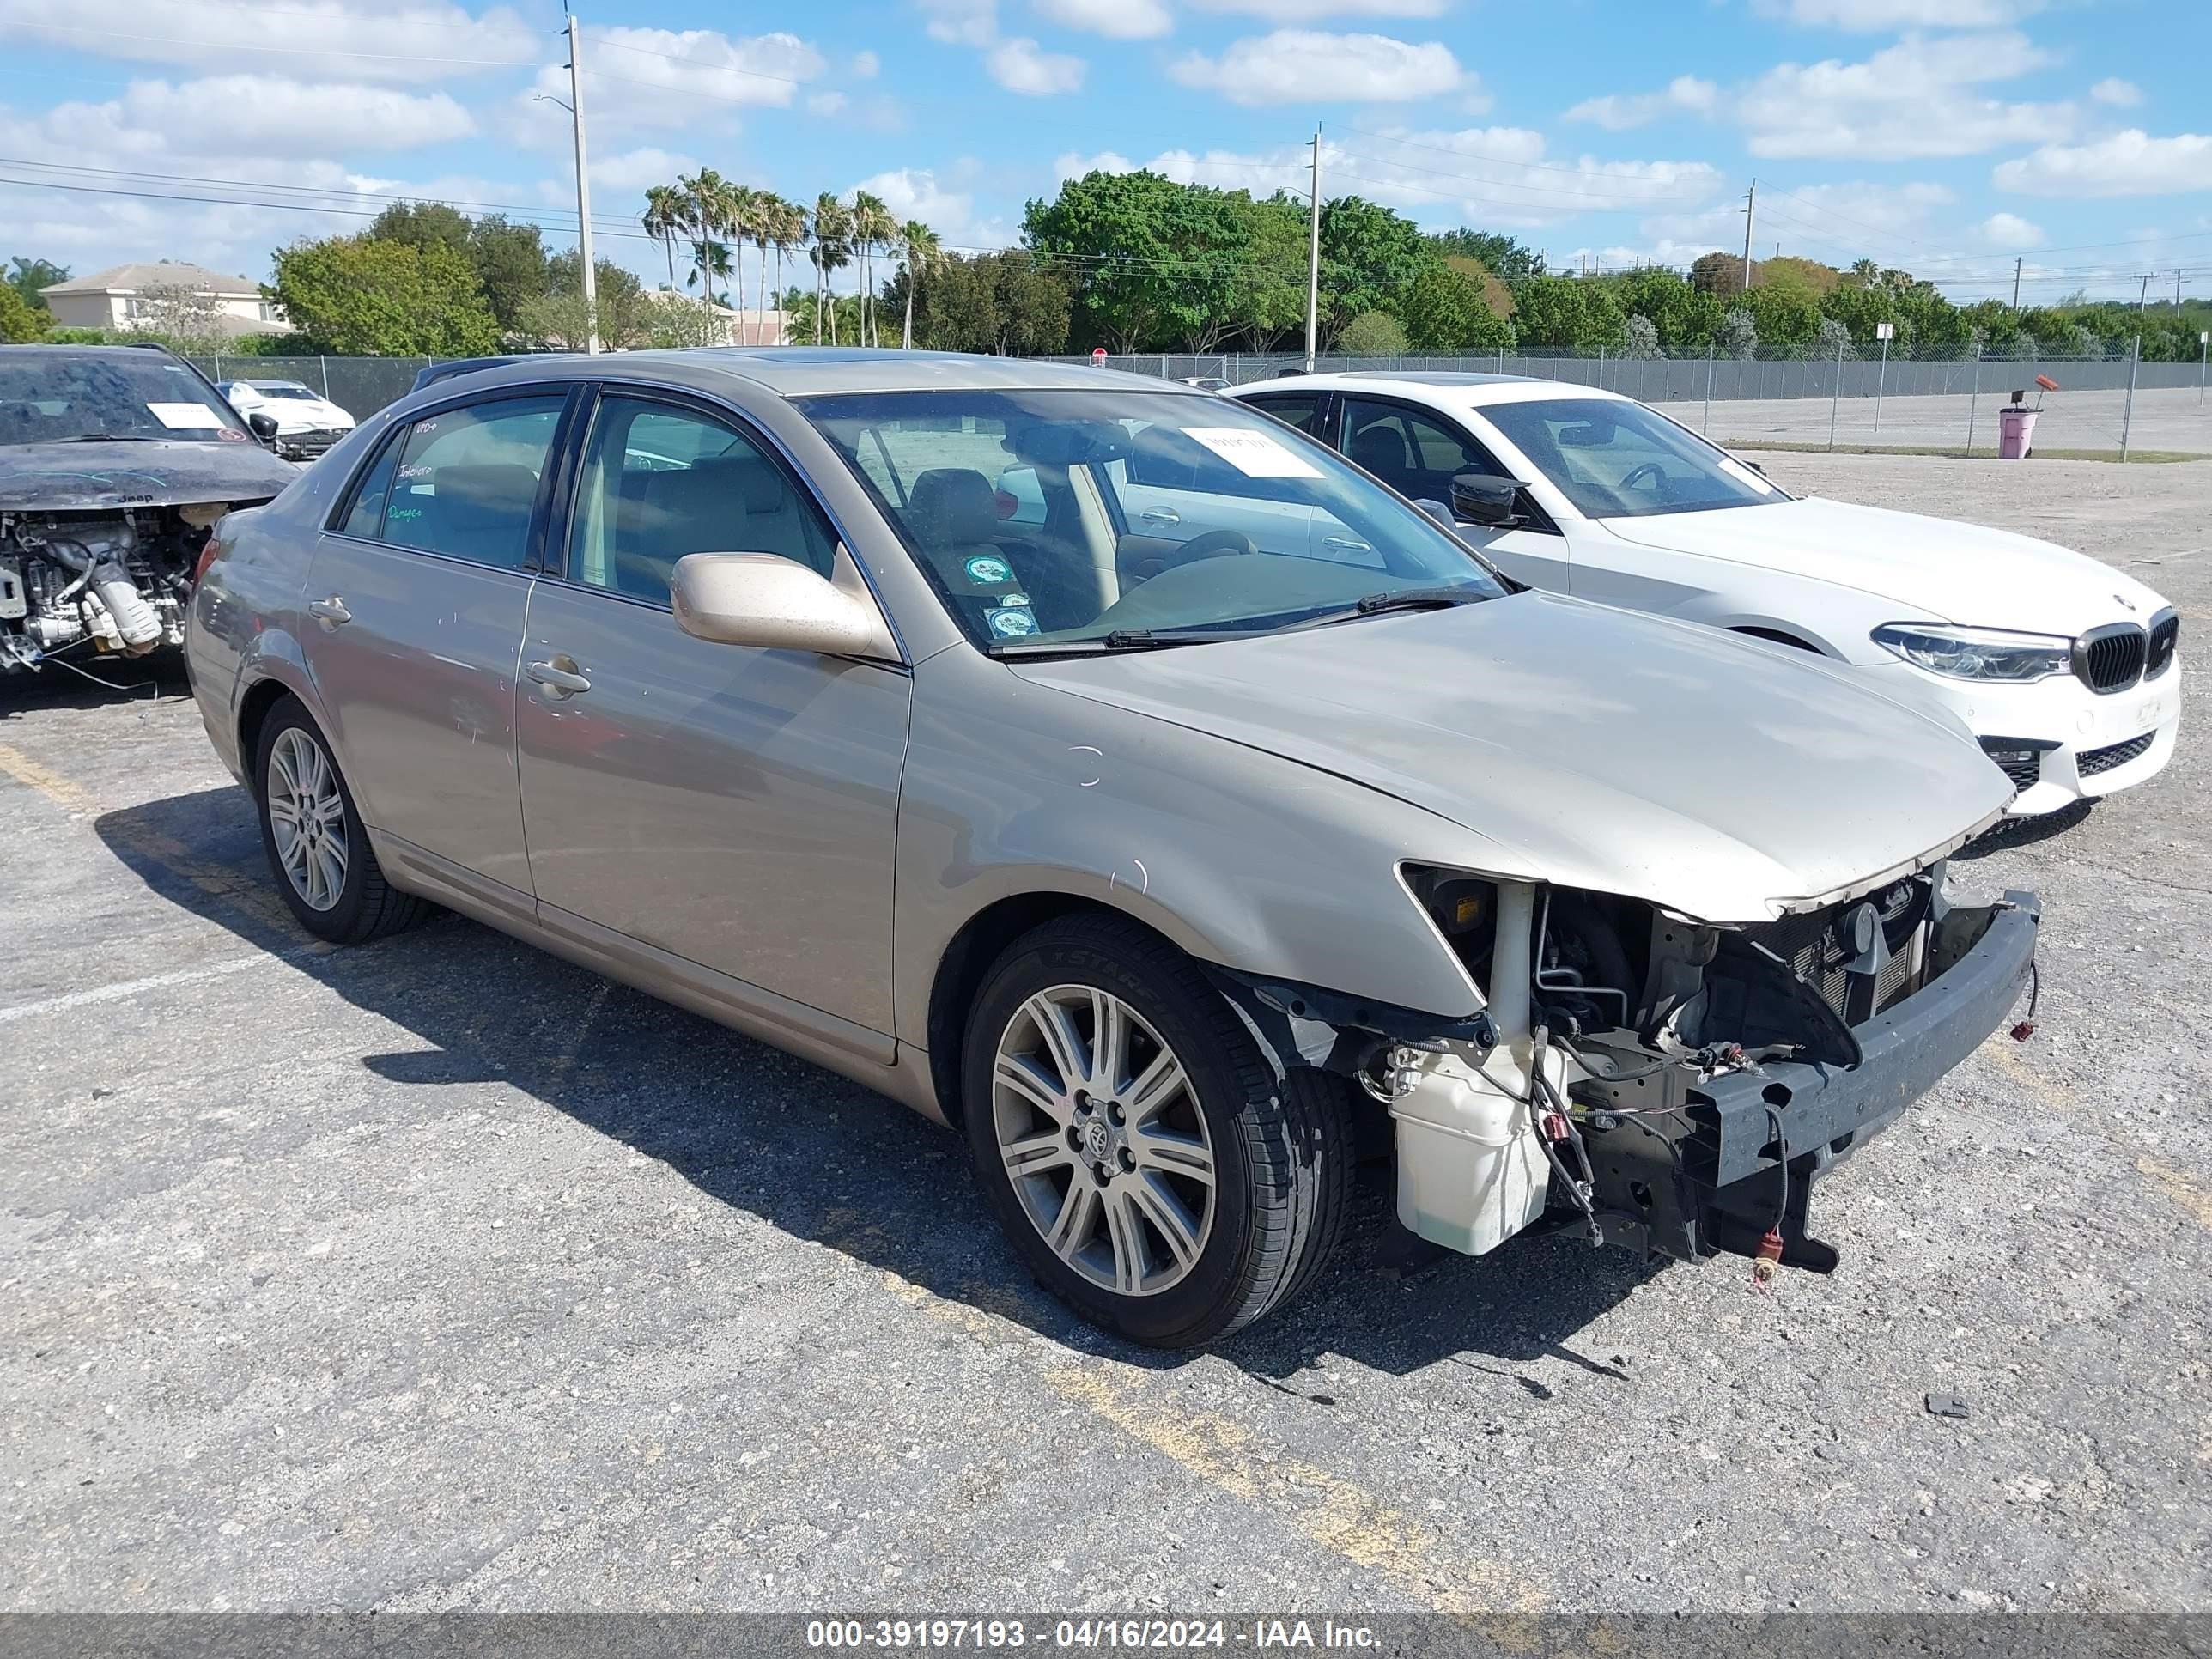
left=804, top=1620, right=1382, bottom=1649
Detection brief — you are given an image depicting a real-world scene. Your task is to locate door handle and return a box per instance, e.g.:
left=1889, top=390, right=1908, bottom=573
left=307, top=596, right=351, bottom=629
left=527, top=657, right=592, bottom=697
left=1139, top=506, right=1181, bottom=526
left=1321, top=536, right=1372, bottom=554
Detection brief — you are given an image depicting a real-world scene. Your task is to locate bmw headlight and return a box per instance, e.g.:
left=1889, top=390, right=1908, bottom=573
left=1871, top=623, right=2071, bottom=684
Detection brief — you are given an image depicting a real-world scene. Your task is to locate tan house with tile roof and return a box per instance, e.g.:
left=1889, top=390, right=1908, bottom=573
left=40, top=261, right=289, bottom=337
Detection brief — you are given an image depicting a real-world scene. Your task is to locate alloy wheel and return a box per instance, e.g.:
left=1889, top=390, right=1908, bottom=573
left=265, top=726, right=349, bottom=912
left=991, top=984, right=1216, bottom=1297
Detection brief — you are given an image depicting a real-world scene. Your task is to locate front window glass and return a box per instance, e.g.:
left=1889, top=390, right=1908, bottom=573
left=380, top=395, right=564, bottom=569
left=566, top=397, right=836, bottom=599
left=0, top=353, right=252, bottom=446
left=798, top=389, right=1504, bottom=650
left=255, top=384, right=319, bottom=401
left=1341, top=398, right=1506, bottom=505
left=1477, top=397, right=1787, bottom=520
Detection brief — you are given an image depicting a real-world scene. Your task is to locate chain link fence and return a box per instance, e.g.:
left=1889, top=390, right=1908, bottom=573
left=194, top=344, right=2212, bottom=459
left=1048, top=344, right=2212, bottom=460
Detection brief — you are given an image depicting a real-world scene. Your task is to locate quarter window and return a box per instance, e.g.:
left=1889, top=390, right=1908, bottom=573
left=1243, top=394, right=1322, bottom=434
left=380, top=395, right=565, bottom=569
left=337, top=428, right=404, bottom=538
left=565, top=397, right=836, bottom=600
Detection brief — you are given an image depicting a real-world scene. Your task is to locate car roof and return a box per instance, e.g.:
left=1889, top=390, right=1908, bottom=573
left=1241, top=370, right=1634, bottom=408
left=241, top=379, right=310, bottom=388
left=445, top=347, right=1217, bottom=402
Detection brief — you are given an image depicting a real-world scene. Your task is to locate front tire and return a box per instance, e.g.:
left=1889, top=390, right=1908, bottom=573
left=962, top=915, right=1352, bottom=1348
left=253, top=696, right=428, bottom=943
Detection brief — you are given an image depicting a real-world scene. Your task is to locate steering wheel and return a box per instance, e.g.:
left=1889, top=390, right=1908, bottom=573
left=1127, top=526, right=1257, bottom=586
left=1619, top=461, right=1666, bottom=492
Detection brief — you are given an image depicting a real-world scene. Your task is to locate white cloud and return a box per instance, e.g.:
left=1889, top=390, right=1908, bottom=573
left=1977, top=211, right=2044, bottom=247
left=1640, top=179, right=1954, bottom=263
left=518, top=26, right=827, bottom=142
left=986, top=36, right=1085, bottom=94
left=852, top=165, right=1014, bottom=251
left=586, top=147, right=700, bottom=192
left=808, top=91, right=850, bottom=115
left=920, top=0, right=998, bottom=46
left=1189, top=0, right=1449, bottom=18
left=853, top=50, right=882, bottom=77
left=100, top=75, right=475, bottom=150
left=1740, top=32, right=2069, bottom=159
left=0, top=0, right=538, bottom=83
left=1168, top=30, right=1463, bottom=106
left=1995, top=130, right=2212, bottom=198
left=1757, top=0, right=2032, bottom=27
left=1565, top=76, right=1717, bottom=131
left=1034, top=0, right=1172, bottom=37
left=2089, top=77, right=2142, bottom=108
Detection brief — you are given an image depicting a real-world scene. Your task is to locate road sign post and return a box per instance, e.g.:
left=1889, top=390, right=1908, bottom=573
left=1873, top=321, right=1893, bottom=438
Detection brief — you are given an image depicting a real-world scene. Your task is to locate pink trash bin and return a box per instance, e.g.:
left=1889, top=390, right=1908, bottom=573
left=1997, top=404, right=2038, bottom=459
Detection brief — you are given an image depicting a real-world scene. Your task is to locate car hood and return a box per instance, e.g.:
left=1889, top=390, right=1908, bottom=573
left=263, top=400, right=351, bottom=430
left=0, top=440, right=300, bottom=511
left=1011, top=592, right=2012, bottom=923
left=1598, top=496, right=2170, bottom=637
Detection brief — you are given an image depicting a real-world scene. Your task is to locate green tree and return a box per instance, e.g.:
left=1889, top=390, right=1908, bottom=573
left=526, top=252, right=651, bottom=349
left=6, top=257, right=67, bottom=318
left=1510, top=276, right=1626, bottom=351
left=1424, top=229, right=1542, bottom=281
left=1024, top=170, right=1249, bottom=353
left=1613, top=267, right=1721, bottom=350
left=905, top=250, right=1069, bottom=356
left=1718, top=307, right=1758, bottom=358
left=366, top=202, right=545, bottom=334
left=1621, top=314, right=1659, bottom=358
left=1689, top=250, right=1746, bottom=298
left=1314, top=195, right=1427, bottom=342
left=1338, top=311, right=1409, bottom=356
left=0, top=281, right=43, bottom=343
left=1399, top=263, right=1512, bottom=350
left=268, top=234, right=500, bottom=356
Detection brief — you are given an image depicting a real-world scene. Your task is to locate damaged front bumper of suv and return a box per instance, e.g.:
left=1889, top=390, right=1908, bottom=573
left=1215, top=866, right=2039, bottom=1279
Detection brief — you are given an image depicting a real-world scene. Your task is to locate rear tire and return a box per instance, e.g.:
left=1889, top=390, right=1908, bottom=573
left=252, top=696, right=428, bottom=944
left=962, top=914, right=1352, bottom=1348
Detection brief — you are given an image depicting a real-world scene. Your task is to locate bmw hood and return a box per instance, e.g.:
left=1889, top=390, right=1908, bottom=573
left=1011, top=592, right=2014, bottom=924
left=1599, top=496, right=2170, bottom=641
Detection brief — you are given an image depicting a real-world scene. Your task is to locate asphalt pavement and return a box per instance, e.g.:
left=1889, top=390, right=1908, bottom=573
left=2, top=453, right=2207, bottom=1614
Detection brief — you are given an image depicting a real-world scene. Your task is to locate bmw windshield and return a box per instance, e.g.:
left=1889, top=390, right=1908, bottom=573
left=1477, top=397, right=1790, bottom=520
left=799, top=388, right=1507, bottom=653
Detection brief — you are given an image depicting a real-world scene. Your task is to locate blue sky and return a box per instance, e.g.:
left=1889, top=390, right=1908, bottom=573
left=1, top=0, right=2207, bottom=306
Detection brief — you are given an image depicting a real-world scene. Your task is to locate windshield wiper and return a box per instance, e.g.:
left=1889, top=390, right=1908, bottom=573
left=48, top=434, right=167, bottom=444
left=1276, top=586, right=1492, bottom=633
left=992, top=627, right=1252, bottom=657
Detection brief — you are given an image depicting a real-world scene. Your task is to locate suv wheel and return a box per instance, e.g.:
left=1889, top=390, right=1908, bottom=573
left=253, top=696, right=428, bottom=943
left=963, top=915, right=1351, bottom=1348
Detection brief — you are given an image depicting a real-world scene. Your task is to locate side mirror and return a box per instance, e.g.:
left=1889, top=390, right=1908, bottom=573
left=1449, top=472, right=1528, bottom=529
left=670, top=553, right=893, bottom=659
left=246, top=410, right=280, bottom=447
left=1414, top=499, right=1453, bottom=527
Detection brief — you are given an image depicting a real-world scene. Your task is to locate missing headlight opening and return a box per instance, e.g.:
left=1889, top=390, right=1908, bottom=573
left=1247, top=861, right=2037, bottom=1281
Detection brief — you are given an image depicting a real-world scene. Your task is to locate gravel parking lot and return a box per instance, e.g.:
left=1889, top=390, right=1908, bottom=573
left=2, top=452, right=2207, bottom=1616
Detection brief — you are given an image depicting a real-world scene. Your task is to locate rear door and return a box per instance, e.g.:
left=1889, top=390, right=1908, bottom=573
left=1337, top=395, right=1573, bottom=592
left=302, top=389, right=575, bottom=910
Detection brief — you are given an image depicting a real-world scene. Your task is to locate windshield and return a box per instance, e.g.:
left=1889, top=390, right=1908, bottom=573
left=251, top=384, right=319, bottom=399
left=1477, top=397, right=1789, bottom=520
left=797, top=388, right=1506, bottom=651
left=0, top=354, right=252, bottom=446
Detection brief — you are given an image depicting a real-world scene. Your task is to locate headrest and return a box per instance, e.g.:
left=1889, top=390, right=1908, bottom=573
left=696, top=453, right=785, bottom=514
left=909, top=468, right=999, bottom=546
left=1349, top=423, right=1410, bottom=474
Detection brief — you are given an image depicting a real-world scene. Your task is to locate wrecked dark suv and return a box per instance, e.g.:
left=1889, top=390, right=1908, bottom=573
left=186, top=350, right=2039, bottom=1348
left=1, top=345, right=299, bottom=677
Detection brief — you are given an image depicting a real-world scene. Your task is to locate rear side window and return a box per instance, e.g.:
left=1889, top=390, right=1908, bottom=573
left=380, top=396, right=566, bottom=569
left=337, top=429, right=404, bottom=538
left=1243, top=394, right=1321, bottom=434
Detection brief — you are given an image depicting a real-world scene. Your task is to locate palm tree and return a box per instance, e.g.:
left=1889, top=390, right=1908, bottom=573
left=743, top=190, right=782, bottom=348
left=897, top=219, right=942, bottom=350
left=766, top=196, right=806, bottom=343
left=810, top=192, right=852, bottom=346
left=641, top=184, right=684, bottom=292
left=849, top=191, right=894, bottom=348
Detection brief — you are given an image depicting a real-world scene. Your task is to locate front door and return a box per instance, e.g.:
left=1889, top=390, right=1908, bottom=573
left=301, top=391, right=571, bottom=902
left=515, top=392, right=910, bottom=1036
left=1337, top=397, right=1574, bottom=593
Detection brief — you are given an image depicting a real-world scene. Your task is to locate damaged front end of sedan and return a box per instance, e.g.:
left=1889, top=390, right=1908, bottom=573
left=1214, top=850, right=2039, bottom=1281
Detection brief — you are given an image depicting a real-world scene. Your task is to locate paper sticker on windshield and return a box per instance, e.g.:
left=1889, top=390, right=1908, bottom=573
left=1182, top=426, right=1322, bottom=479
left=147, top=402, right=226, bottom=431
left=984, top=605, right=1039, bottom=640
left=963, top=554, right=1014, bottom=586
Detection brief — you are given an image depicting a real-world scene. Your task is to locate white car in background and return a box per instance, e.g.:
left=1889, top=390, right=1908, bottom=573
left=1232, top=372, right=2180, bottom=816
left=215, top=379, right=355, bottom=461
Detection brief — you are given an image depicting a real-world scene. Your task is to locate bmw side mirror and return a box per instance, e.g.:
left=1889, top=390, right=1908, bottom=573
left=1449, top=473, right=1528, bottom=530
left=670, top=553, right=897, bottom=661
left=246, top=410, right=280, bottom=447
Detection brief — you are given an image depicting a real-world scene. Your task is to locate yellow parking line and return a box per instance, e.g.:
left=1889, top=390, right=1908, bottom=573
left=0, top=740, right=297, bottom=933
left=1982, top=1035, right=2210, bottom=1230
left=2136, top=1158, right=2212, bottom=1230
left=867, top=1267, right=1545, bottom=1613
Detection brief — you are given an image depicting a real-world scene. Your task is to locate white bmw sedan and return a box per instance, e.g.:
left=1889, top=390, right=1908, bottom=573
left=1231, top=372, right=2180, bottom=815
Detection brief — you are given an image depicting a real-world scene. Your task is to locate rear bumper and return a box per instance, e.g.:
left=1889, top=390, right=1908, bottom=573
left=1582, top=890, right=2039, bottom=1267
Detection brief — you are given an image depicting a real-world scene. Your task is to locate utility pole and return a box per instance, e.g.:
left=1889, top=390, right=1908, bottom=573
left=1304, top=125, right=1322, bottom=374
left=1740, top=179, right=1756, bottom=293
left=2012, top=256, right=2022, bottom=311
left=2136, top=273, right=2152, bottom=313
left=565, top=9, right=599, bottom=353
left=2176, top=268, right=2185, bottom=309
